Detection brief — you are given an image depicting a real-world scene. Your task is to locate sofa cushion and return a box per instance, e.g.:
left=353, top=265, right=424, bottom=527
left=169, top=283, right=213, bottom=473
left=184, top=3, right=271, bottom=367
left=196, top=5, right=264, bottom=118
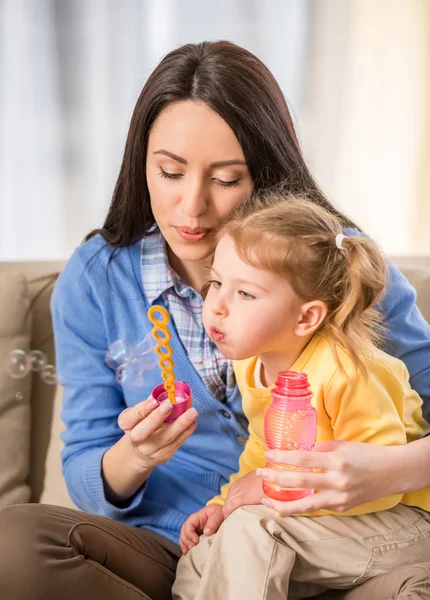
left=399, top=265, right=430, bottom=323
left=23, top=272, right=75, bottom=507
left=0, top=272, right=32, bottom=506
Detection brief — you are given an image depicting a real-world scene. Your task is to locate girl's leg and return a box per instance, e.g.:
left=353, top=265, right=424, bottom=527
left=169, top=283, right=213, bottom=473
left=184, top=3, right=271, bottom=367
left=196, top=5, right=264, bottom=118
left=0, top=503, right=180, bottom=600
left=174, top=504, right=430, bottom=600
left=315, top=564, right=430, bottom=600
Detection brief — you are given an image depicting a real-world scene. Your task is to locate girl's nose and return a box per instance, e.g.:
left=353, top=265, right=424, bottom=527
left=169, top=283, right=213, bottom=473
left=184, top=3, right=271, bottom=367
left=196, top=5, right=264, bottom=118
left=211, top=294, right=228, bottom=317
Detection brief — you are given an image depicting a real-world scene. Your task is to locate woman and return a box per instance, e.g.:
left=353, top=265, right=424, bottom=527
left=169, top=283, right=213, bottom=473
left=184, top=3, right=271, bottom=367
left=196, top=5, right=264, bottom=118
left=0, top=41, right=428, bottom=600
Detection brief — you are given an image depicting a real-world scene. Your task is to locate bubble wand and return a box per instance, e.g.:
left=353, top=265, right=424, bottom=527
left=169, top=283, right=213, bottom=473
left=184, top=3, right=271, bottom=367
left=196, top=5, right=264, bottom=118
left=147, top=305, right=176, bottom=404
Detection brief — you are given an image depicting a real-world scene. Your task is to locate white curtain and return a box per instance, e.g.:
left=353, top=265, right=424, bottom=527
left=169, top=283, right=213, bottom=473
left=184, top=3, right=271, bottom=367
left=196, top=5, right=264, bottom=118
left=303, top=0, right=430, bottom=256
left=0, top=0, right=308, bottom=260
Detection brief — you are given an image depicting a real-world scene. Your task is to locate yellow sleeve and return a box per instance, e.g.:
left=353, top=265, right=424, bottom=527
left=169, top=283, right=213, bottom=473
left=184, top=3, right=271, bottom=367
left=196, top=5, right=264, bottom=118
left=324, top=357, right=407, bottom=513
left=207, top=425, right=267, bottom=506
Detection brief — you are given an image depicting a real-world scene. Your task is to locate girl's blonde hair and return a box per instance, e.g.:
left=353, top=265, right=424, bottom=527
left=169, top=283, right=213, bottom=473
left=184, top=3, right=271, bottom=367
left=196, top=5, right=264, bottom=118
left=217, top=189, right=387, bottom=377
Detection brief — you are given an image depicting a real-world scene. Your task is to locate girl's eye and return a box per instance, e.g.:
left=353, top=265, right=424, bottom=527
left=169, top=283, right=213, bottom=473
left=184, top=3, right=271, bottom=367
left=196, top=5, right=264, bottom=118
left=214, top=178, right=240, bottom=188
left=239, top=290, right=255, bottom=300
left=209, top=279, right=222, bottom=289
left=159, top=167, right=182, bottom=180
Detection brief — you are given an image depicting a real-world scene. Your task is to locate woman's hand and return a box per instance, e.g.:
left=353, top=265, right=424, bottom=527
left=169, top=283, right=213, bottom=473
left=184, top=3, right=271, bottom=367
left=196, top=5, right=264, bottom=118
left=118, top=396, right=198, bottom=471
left=257, top=440, right=407, bottom=514
left=223, top=471, right=264, bottom=518
left=179, top=504, right=224, bottom=555
left=102, top=396, right=198, bottom=504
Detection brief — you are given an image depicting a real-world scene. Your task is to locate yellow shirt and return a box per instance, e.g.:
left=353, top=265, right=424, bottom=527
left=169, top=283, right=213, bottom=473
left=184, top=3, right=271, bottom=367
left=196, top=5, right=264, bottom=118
left=209, top=334, right=430, bottom=515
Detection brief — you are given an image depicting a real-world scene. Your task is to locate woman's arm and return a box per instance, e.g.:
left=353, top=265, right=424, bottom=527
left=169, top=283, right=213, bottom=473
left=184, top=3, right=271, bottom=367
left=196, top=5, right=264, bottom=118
left=258, top=436, right=430, bottom=514
left=378, top=261, right=430, bottom=419
left=343, top=231, right=430, bottom=419
left=257, top=437, right=430, bottom=514
left=52, top=243, right=197, bottom=515
left=258, top=357, right=429, bottom=515
left=103, top=398, right=197, bottom=504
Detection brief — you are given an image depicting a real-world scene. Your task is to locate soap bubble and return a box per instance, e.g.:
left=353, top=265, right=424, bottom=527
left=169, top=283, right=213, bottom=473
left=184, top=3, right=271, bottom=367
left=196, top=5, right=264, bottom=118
left=41, top=364, right=58, bottom=385
left=8, top=350, right=30, bottom=379
left=135, top=351, right=158, bottom=372
left=104, top=332, right=163, bottom=388
left=133, top=332, right=156, bottom=359
left=28, top=350, right=47, bottom=372
left=115, top=359, right=144, bottom=388
left=105, top=339, right=131, bottom=369
left=15, top=392, right=24, bottom=402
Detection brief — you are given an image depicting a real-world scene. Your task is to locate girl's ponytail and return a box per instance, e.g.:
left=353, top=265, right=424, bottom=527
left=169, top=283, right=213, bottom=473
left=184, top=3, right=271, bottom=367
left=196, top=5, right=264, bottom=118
left=325, top=235, right=387, bottom=377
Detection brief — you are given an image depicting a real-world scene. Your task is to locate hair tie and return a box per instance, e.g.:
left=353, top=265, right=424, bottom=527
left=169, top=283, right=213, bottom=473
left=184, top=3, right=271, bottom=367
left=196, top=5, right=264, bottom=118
left=335, top=233, right=346, bottom=250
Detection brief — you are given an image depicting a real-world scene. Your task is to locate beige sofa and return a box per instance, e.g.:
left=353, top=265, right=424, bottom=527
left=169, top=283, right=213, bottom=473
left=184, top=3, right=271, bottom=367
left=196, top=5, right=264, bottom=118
left=0, top=257, right=429, bottom=509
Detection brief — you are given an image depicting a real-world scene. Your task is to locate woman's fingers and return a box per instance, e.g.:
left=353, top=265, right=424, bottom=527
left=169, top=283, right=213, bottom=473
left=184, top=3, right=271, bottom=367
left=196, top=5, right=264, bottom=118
left=118, top=396, right=159, bottom=431
left=264, top=444, right=334, bottom=470
left=127, top=400, right=174, bottom=443
left=256, top=467, right=335, bottom=491
left=151, top=420, right=198, bottom=464
left=262, top=489, right=348, bottom=515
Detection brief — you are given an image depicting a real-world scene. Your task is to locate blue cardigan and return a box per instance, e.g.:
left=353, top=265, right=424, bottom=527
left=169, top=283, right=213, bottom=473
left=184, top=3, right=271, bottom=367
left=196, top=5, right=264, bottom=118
left=51, top=234, right=430, bottom=544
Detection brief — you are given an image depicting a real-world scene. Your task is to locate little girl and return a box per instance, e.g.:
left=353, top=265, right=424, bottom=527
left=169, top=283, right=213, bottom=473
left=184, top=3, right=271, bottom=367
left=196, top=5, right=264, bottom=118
left=172, top=192, right=430, bottom=600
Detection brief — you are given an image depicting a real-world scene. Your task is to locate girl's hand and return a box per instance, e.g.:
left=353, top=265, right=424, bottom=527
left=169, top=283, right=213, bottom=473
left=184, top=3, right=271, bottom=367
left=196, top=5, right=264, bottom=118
left=118, top=396, right=198, bottom=471
left=256, top=440, right=405, bottom=514
left=179, top=504, right=224, bottom=555
left=223, top=471, right=264, bottom=518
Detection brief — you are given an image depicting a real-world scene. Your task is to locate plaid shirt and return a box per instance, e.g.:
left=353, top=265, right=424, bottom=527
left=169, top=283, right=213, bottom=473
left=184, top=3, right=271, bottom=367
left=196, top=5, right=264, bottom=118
left=141, top=232, right=235, bottom=403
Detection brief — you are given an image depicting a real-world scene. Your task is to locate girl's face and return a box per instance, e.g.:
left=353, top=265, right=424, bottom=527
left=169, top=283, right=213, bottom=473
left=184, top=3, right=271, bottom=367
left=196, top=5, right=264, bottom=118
left=202, top=235, right=305, bottom=361
left=146, top=100, right=253, bottom=266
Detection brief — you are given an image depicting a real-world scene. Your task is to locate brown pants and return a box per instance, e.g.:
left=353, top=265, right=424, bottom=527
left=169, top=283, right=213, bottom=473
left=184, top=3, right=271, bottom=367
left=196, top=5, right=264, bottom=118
left=0, top=503, right=428, bottom=600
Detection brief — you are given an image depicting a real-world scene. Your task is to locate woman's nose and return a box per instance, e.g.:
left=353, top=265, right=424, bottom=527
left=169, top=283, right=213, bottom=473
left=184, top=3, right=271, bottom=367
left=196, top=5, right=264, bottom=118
left=180, top=180, right=208, bottom=217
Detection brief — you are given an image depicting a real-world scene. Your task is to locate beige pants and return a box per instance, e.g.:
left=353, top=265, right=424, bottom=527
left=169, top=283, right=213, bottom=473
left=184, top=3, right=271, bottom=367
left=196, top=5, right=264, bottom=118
left=173, top=504, right=430, bottom=600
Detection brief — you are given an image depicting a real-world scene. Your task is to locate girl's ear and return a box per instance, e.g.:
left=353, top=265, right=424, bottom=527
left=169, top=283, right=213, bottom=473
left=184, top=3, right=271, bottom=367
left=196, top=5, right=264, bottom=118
left=295, top=301, right=327, bottom=337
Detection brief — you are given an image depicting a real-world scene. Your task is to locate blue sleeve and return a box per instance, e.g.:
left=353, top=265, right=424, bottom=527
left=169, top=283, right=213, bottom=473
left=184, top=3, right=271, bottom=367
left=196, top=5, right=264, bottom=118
left=51, top=244, right=147, bottom=519
left=380, top=262, right=430, bottom=423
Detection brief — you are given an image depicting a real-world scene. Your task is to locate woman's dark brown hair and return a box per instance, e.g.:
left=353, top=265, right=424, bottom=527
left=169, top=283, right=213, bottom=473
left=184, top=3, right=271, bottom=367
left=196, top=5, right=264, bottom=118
left=87, top=40, right=354, bottom=247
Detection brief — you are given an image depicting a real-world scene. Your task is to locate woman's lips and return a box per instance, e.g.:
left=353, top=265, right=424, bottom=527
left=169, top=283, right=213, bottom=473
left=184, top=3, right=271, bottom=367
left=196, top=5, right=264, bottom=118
left=175, top=226, right=211, bottom=242
left=209, top=326, right=225, bottom=342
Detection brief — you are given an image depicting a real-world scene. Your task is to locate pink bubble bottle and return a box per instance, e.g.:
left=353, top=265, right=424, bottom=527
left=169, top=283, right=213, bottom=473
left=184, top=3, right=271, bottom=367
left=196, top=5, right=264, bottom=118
left=263, top=371, right=317, bottom=502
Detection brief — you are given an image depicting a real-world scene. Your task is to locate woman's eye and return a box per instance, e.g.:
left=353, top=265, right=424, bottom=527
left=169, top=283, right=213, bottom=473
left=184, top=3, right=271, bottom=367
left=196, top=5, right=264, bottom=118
left=159, top=167, right=182, bottom=180
left=214, top=178, right=240, bottom=188
left=239, top=290, right=255, bottom=300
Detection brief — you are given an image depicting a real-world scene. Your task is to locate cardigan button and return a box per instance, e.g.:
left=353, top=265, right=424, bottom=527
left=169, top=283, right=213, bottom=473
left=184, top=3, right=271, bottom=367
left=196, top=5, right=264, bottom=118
left=220, top=409, right=231, bottom=419
left=237, top=435, right=248, bottom=447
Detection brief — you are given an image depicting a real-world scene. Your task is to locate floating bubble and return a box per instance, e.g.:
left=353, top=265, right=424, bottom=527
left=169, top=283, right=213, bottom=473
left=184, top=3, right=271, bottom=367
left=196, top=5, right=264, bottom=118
left=15, top=392, right=24, bottom=402
left=105, top=339, right=131, bottom=369
left=134, top=351, right=158, bottom=372
left=8, top=350, right=30, bottom=379
left=115, top=359, right=144, bottom=388
left=28, top=349, right=47, bottom=372
left=40, top=364, right=58, bottom=385
left=133, top=332, right=156, bottom=359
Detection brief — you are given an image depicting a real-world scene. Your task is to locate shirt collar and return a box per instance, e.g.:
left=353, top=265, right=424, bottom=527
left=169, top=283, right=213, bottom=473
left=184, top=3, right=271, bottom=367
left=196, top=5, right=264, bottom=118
left=141, top=231, right=196, bottom=302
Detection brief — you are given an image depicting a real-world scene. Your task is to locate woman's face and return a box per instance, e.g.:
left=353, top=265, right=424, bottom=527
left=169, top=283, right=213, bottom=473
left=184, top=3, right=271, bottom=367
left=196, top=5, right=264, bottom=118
left=146, top=100, right=253, bottom=265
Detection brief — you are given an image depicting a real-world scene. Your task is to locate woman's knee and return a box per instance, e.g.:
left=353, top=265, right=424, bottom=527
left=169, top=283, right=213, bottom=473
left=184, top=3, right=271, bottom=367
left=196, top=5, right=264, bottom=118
left=0, top=502, right=44, bottom=540
left=0, top=503, right=64, bottom=583
left=0, top=503, right=80, bottom=598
